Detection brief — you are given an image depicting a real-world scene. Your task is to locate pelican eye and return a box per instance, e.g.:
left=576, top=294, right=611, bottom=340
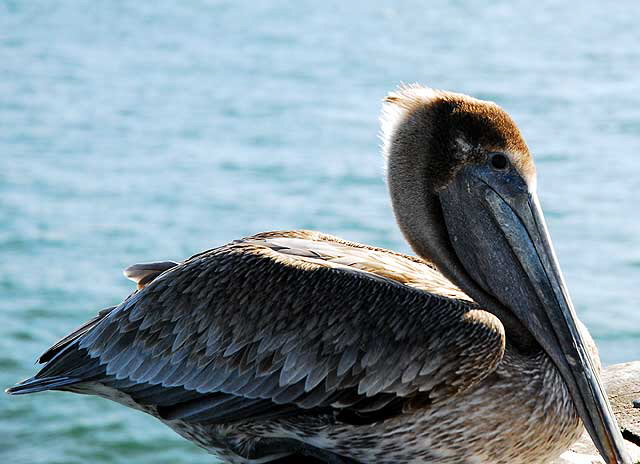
left=489, top=153, right=509, bottom=171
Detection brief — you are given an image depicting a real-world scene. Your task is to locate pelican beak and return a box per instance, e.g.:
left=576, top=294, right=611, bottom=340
left=439, top=165, right=631, bottom=464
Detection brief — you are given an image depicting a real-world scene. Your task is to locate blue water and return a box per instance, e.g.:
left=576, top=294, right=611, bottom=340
left=2, top=1, right=639, bottom=463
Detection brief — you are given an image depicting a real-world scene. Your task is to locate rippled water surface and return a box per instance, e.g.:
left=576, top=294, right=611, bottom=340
left=2, top=1, right=640, bottom=463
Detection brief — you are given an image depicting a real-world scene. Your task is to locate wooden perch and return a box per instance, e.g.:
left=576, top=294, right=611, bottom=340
left=553, top=361, right=640, bottom=463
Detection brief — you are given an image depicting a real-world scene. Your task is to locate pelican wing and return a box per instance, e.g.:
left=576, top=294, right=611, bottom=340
left=9, top=231, right=504, bottom=425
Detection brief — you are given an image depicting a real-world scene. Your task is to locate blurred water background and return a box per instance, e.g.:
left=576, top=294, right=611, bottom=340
left=1, top=1, right=639, bottom=463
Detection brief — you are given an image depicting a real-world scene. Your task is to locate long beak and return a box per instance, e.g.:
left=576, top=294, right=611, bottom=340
left=484, top=188, right=630, bottom=464
left=439, top=169, right=630, bottom=464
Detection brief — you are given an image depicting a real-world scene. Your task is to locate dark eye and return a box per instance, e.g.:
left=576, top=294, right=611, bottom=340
left=489, top=153, right=509, bottom=171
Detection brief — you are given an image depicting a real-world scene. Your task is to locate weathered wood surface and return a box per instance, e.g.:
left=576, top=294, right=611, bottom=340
left=554, top=361, right=640, bottom=463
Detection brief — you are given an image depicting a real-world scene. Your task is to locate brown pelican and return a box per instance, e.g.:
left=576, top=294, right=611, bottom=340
left=7, top=85, right=631, bottom=464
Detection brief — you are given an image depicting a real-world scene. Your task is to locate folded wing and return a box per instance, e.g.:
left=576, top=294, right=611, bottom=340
left=8, top=231, right=505, bottom=426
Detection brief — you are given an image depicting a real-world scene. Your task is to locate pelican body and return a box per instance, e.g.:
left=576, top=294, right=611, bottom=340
left=7, top=86, right=630, bottom=464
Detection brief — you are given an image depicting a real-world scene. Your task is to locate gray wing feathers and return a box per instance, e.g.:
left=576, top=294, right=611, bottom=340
left=17, top=232, right=505, bottom=423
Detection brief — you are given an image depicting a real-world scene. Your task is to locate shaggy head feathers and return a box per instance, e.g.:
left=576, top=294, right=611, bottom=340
left=381, top=84, right=534, bottom=191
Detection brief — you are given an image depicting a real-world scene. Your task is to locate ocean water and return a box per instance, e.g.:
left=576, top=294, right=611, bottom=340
left=1, top=1, right=639, bottom=463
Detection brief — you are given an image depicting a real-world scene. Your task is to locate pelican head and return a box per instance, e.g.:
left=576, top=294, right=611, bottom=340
left=382, top=85, right=629, bottom=464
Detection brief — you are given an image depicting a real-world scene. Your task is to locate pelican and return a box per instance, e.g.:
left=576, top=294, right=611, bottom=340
left=7, top=85, right=631, bottom=464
